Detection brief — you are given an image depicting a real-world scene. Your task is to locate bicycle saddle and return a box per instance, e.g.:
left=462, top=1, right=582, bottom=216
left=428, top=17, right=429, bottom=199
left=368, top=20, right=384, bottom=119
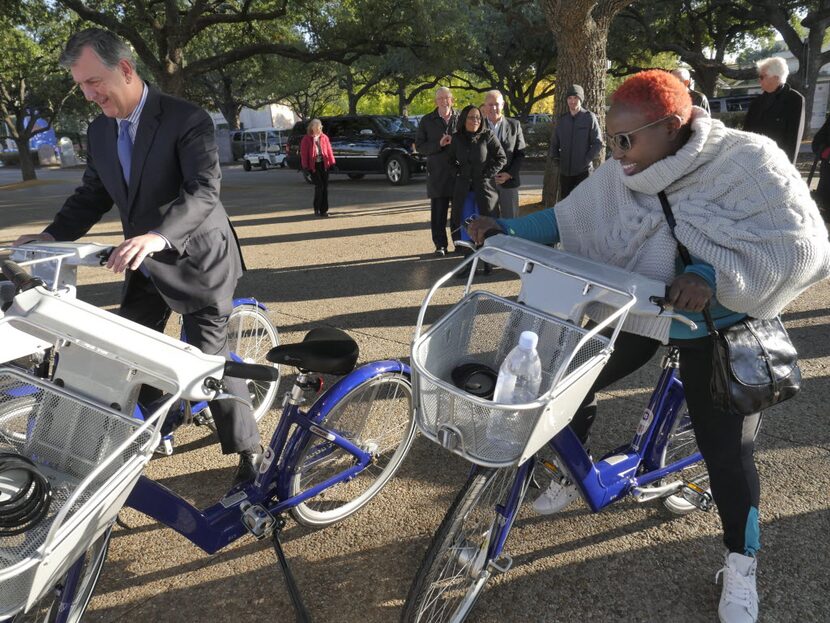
left=266, top=327, right=359, bottom=375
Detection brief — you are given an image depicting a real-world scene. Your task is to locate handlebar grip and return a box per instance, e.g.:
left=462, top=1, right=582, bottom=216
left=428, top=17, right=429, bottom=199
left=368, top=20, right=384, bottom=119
left=1, top=260, right=43, bottom=292
left=224, top=360, right=280, bottom=382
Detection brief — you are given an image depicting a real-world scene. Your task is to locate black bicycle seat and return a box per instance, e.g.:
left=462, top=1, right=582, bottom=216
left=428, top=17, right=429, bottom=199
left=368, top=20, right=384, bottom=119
left=266, top=327, right=359, bottom=375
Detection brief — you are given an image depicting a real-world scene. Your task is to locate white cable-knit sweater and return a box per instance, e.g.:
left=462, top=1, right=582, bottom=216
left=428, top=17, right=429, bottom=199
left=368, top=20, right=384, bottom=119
left=555, top=109, right=830, bottom=341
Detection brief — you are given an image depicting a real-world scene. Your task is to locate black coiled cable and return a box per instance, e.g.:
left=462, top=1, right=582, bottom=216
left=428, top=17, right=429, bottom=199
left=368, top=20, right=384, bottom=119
left=0, top=453, right=52, bottom=537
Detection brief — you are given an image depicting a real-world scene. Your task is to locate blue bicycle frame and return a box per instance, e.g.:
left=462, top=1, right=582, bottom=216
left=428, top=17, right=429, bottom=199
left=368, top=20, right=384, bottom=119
left=484, top=348, right=701, bottom=561
left=125, top=359, right=410, bottom=554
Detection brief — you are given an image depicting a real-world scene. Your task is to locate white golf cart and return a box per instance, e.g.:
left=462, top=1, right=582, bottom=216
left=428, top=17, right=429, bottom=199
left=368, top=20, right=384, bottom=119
left=242, top=134, right=287, bottom=171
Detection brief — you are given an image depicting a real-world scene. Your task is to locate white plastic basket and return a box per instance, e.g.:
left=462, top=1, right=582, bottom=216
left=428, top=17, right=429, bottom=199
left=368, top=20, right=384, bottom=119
left=410, top=237, right=674, bottom=468
left=412, top=292, right=610, bottom=467
left=0, top=369, right=161, bottom=616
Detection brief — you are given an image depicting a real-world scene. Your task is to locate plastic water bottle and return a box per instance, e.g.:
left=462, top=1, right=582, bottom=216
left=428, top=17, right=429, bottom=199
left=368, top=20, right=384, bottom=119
left=487, top=331, right=542, bottom=455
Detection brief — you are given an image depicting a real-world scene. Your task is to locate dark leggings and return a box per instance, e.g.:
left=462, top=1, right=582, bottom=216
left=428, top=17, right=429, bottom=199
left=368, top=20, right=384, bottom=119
left=569, top=331, right=761, bottom=555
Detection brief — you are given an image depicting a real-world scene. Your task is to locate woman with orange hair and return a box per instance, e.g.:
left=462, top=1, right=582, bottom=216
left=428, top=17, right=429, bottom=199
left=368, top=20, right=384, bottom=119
left=469, top=70, right=830, bottom=623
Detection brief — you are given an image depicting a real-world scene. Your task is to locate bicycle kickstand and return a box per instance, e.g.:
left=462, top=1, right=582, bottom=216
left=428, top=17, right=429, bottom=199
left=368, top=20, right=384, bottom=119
left=271, top=516, right=312, bottom=623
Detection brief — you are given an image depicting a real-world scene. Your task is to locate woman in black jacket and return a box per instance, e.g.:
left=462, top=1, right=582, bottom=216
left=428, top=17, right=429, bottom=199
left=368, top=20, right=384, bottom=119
left=448, top=105, right=507, bottom=243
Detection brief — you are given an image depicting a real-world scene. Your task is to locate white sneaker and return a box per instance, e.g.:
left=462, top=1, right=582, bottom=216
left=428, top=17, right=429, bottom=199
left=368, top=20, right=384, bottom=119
left=716, top=552, right=758, bottom=623
left=532, top=477, right=579, bottom=515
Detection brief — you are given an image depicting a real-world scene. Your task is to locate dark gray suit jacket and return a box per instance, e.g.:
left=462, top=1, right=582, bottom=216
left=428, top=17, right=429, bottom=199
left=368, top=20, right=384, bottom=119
left=415, top=108, right=458, bottom=198
left=490, top=117, right=526, bottom=188
left=46, top=86, right=243, bottom=314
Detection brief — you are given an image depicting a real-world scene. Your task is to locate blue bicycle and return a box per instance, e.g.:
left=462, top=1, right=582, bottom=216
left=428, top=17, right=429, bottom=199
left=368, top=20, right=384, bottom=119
left=402, top=237, right=730, bottom=623
left=0, top=256, right=414, bottom=623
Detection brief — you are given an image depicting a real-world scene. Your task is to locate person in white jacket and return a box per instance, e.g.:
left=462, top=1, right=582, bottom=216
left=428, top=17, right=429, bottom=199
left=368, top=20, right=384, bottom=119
left=469, top=69, right=830, bottom=623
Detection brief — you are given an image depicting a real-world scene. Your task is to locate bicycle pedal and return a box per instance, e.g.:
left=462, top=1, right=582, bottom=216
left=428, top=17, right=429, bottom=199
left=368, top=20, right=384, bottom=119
left=240, top=502, right=276, bottom=539
left=488, top=553, right=513, bottom=574
left=154, top=437, right=174, bottom=456
left=193, top=412, right=213, bottom=427
left=681, top=482, right=713, bottom=512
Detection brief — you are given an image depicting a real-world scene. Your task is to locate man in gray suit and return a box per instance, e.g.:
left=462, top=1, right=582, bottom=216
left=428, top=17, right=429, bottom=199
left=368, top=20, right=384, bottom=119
left=14, top=29, right=261, bottom=487
left=483, top=90, right=526, bottom=219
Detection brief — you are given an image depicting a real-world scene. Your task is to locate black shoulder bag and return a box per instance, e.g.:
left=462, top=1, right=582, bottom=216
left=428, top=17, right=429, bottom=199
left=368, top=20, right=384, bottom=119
left=657, top=191, right=801, bottom=416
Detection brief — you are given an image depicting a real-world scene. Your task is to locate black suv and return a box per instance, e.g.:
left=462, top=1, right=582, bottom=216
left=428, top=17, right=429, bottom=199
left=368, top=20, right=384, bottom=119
left=285, top=115, right=425, bottom=185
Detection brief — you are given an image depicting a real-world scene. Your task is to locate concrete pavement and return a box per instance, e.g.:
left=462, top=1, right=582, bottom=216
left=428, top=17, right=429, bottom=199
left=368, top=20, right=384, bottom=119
left=1, top=164, right=828, bottom=622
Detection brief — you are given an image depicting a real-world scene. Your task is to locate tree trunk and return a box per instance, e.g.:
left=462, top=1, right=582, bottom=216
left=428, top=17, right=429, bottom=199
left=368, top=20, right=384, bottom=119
left=540, top=0, right=631, bottom=205
left=18, top=143, right=37, bottom=182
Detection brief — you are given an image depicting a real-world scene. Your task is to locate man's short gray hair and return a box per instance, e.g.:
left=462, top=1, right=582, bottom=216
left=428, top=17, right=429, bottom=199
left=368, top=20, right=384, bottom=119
left=435, top=86, right=452, bottom=98
left=484, top=89, right=504, bottom=102
left=59, top=28, right=134, bottom=70
left=671, top=68, right=691, bottom=83
left=757, top=57, right=789, bottom=83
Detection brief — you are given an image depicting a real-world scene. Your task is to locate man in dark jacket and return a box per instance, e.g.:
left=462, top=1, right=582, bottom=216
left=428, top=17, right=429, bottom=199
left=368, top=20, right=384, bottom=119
left=483, top=89, right=526, bottom=218
left=415, top=87, right=458, bottom=256
left=671, top=68, right=710, bottom=115
left=743, top=56, right=805, bottom=164
left=550, top=85, right=603, bottom=199
left=14, top=29, right=261, bottom=487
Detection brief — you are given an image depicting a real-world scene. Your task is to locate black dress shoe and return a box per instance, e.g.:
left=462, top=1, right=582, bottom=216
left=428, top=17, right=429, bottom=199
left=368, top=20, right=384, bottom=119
left=435, top=247, right=447, bottom=257
left=231, top=446, right=264, bottom=489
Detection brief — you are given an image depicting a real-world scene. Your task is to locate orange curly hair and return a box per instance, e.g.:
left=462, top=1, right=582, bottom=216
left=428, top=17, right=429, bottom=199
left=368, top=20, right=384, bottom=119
left=611, top=70, right=693, bottom=124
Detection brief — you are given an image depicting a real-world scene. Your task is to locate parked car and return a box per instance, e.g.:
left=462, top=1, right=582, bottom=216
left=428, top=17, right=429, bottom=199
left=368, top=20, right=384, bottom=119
left=230, top=127, right=287, bottom=161
left=709, top=95, right=755, bottom=113
left=525, top=113, right=553, bottom=125
left=285, top=115, right=426, bottom=185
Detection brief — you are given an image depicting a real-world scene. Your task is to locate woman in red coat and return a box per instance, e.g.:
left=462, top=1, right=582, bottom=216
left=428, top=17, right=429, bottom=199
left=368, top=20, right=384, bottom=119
left=300, top=119, right=336, bottom=217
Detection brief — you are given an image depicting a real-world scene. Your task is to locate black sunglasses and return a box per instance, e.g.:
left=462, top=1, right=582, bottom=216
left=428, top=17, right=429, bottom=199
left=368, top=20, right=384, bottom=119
left=606, top=115, right=679, bottom=152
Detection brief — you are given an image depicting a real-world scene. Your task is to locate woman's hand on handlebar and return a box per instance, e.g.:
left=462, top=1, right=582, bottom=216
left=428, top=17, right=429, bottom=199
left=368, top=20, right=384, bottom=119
left=667, top=273, right=713, bottom=312
left=466, top=216, right=503, bottom=246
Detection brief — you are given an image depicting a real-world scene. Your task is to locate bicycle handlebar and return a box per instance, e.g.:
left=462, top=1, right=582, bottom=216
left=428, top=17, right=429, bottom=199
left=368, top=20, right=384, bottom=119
left=1, top=260, right=43, bottom=292
left=224, top=360, right=280, bottom=382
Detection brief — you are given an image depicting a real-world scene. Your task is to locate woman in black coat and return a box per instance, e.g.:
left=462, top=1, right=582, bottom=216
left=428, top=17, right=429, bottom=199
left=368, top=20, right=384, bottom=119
left=448, top=105, right=507, bottom=232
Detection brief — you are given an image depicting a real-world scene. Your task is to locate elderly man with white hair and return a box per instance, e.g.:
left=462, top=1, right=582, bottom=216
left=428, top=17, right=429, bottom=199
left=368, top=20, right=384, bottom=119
left=671, top=67, right=710, bottom=115
left=743, top=56, right=805, bottom=164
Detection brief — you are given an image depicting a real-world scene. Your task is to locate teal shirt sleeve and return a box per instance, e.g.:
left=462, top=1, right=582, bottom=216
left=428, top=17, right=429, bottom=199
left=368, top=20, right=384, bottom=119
left=495, top=209, right=560, bottom=245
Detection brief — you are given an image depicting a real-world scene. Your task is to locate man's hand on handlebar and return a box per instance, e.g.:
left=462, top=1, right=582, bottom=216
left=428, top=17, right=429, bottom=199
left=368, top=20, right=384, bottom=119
left=667, top=273, right=713, bottom=312
left=466, top=216, right=504, bottom=246
left=106, top=233, right=166, bottom=274
left=12, top=232, right=55, bottom=247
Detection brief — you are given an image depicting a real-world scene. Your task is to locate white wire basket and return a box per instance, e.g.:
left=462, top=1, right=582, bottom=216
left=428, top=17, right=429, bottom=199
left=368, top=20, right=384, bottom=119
left=412, top=292, right=610, bottom=467
left=410, top=236, right=668, bottom=468
left=0, top=369, right=161, bottom=617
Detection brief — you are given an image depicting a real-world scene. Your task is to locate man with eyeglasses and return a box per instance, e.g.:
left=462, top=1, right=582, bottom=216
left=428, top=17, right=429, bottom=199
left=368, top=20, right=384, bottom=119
left=416, top=86, right=459, bottom=256
left=549, top=84, right=604, bottom=199
left=482, top=90, right=526, bottom=219
left=743, top=57, right=804, bottom=164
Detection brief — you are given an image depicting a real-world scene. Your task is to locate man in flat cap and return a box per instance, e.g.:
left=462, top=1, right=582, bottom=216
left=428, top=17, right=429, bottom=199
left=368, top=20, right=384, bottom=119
left=549, top=84, right=603, bottom=199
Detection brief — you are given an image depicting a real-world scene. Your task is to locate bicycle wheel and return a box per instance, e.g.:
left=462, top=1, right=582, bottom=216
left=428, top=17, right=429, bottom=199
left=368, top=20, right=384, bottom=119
left=12, top=527, right=112, bottom=623
left=288, top=371, right=414, bottom=527
left=401, top=465, right=526, bottom=623
left=226, top=303, right=280, bottom=423
left=659, top=400, right=710, bottom=515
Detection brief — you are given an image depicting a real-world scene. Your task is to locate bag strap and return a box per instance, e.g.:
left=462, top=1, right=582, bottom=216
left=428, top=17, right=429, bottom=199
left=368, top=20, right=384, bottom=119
left=657, top=191, right=719, bottom=336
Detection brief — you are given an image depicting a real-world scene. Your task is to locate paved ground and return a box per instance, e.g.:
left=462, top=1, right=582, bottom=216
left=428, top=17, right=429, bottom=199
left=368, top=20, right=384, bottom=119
left=1, top=164, right=828, bottom=622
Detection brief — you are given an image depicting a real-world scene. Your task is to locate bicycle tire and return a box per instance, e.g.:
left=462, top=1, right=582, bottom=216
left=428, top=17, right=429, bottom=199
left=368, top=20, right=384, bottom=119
left=288, top=371, right=414, bottom=527
left=401, top=465, right=526, bottom=623
left=12, top=526, right=112, bottom=623
left=202, top=304, right=279, bottom=431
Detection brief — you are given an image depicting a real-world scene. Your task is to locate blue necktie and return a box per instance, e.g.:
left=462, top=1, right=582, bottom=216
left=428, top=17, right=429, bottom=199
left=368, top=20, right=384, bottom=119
left=117, top=119, right=132, bottom=185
